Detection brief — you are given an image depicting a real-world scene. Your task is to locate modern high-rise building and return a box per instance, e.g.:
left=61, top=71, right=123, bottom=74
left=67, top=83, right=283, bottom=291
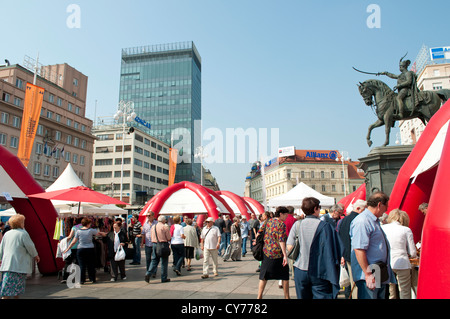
left=119, top=42, right=201, bottom=184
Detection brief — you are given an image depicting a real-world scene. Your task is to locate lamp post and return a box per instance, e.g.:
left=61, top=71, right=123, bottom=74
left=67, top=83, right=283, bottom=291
left=114, top=100, right=136, bottom=202
left=336, top=150, right=350, bottom=197
left=194, top=146, right=208, bottom=186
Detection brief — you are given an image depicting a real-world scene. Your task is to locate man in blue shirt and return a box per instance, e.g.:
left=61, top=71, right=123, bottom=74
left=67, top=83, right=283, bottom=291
left=240, top=216, right=251, bottom=257
left=350, top=191, right=395, bottom=299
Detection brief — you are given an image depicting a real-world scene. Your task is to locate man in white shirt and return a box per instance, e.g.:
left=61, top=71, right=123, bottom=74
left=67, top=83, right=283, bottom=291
left=200, top=217, right=221, bottom=279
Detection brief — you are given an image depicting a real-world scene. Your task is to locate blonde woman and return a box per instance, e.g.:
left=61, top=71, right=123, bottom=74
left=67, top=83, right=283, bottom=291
left=382, top=209, right=417, bottom=299
left=0, top=214, right=40, bottom=299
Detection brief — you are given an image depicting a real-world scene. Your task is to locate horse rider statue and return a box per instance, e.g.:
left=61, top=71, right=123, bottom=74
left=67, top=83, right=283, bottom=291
left=378, top=54, right=419, bottom=117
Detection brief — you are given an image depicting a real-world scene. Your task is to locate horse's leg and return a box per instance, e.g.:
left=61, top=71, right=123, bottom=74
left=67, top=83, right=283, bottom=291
left=383, top=111, right=394, bottom=146
left=366, top=119, right=384, bottom=147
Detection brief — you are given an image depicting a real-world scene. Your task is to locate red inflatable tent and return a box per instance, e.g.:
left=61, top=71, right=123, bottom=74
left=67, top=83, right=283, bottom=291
left=388, top=99, right=450, bottom=298
left=138, top=181, right=234, bottom=227
left=0, top=145, right=63, bottom=274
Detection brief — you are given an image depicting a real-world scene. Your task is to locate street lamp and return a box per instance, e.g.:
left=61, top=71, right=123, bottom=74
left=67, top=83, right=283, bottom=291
left=194, top=146, right=208, bottom=186
left=336, top=150, right=350, bottom=197
left=114, top=100, right=136, bottom=202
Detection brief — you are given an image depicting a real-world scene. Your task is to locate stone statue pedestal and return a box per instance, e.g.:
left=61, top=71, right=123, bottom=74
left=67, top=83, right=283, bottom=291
left=358, top=145, right=414, bottom=197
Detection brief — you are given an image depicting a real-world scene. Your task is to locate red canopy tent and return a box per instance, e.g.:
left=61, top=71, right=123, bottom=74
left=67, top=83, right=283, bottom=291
left=138, top=181, right=234, bottom=227
left=387, top=99, right=450, bottom=298
left=243, top=197, right=265, bottom=215
left=0, top=145, right=63, bottom=274
left=338, top=183, right=366, bottom=214
left=216, top=190, right=254, bottom=220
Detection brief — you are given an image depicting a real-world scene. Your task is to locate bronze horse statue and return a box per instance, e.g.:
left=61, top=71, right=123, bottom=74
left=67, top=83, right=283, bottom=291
left=358, top=79, right=450, bottom=147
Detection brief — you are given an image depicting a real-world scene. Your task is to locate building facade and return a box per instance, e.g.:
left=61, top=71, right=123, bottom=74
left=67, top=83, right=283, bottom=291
left=118, top=42, right=201, bottom=184
left=245, top=149, right=365, bottom=205
left=0, top=62, right=94, bottom=190
left=91, top=123, right=170, bottom=205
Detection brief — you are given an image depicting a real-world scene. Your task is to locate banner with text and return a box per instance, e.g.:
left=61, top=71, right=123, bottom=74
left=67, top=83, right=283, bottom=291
left=17, top=83, right=45, bottom=168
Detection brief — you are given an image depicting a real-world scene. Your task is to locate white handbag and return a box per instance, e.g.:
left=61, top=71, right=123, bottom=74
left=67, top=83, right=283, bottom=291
left=339, top=265, right=350, bottom=288
left=114, top=245, right=126, bottom=261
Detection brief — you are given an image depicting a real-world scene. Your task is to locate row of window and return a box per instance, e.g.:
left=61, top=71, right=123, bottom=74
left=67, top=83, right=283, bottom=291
left=94, top=157, right=168, bottom=174
left=95, top=145, right=169, bottom=164
left=33, top=162, right=59, bottom=177
left=9, top=76, right=82, bottom=114
left=94, top=170, right=168, bottom=185
left=252, top=184, right=359, bottom=201
left=96, top=133, right=168, bottom=153
left=2, top=92, right=22, bottom=107
left=1, top=108, right=88, bottom=143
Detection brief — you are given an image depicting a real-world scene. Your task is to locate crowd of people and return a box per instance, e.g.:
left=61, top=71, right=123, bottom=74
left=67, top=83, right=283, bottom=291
left=0, top=192, right=425, bottom=299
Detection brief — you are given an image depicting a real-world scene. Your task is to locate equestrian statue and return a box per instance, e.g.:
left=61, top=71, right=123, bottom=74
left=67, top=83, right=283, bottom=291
left=355, top=53, right=450, bottom=147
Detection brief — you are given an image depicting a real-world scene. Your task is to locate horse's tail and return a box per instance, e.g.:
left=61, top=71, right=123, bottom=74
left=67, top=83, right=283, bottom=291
left=436, top=89, right=450, bottom=103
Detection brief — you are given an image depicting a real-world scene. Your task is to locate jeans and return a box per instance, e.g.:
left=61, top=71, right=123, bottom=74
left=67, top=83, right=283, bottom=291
left=146, top=247, right=169, bottom=282
left=356, top=280, right=387, bottom=299
left=171, top=244, right=185, bottom=272
left=294, top=267, right=334, bottom=299
left=144, top=245, right=153, bottom=271
left=77, top=248, right=96, bottom=283
left=241, top=236, right=248, bottom=255
left=219, top=233, right=227, bottom=255
left=133, top=236, right=142, bottom=263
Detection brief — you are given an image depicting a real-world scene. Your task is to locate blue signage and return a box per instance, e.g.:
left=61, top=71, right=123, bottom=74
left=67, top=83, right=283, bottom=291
left=430, top=46, right=450, bottom=60
left=134, top=116, right=151, bottom=129
left=305, top=151, right=337, bottom=160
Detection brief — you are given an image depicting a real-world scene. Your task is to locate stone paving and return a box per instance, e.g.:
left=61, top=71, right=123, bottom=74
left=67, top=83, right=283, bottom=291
left=22, top=251, right=346, bottom=300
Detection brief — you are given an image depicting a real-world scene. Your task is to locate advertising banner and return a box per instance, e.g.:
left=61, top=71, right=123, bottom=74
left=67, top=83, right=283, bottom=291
left=169, top=148, right=178, bottom=186
left=17, top=83, right=45, bottom=167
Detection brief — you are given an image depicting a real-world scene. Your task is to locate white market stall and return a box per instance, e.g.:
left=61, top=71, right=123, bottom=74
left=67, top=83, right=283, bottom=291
left=267, top=182, right=335, bottom=209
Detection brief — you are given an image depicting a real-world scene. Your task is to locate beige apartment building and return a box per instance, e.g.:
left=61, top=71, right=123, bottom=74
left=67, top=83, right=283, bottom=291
left=91, top=123, right=170, bottom=205
left=0, top=62, right=95, bottom=189
left=245, top=149, right=365, bottom=204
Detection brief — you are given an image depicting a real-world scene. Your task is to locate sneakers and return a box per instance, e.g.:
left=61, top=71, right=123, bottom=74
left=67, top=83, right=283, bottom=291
left=201, top=274, right=209, bottom=279
left=174, top=269, right=182, bottom=276
left=145, top=275, right=150, bottom=283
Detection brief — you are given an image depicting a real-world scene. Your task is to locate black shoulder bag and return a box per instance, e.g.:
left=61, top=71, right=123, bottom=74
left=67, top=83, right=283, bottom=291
left=251, top=225, right=266, bottom=261
left=154, top=225, right=171, bottom=258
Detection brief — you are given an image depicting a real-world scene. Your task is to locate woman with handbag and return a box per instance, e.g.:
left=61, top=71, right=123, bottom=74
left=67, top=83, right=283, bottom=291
left=106, top=221, right=128, bottom=281
left=257, top=206, right=290, bottom=299
left=229, top=217, right=242, bottom=261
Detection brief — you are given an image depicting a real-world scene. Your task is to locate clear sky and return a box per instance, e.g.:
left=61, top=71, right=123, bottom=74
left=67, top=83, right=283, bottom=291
left=2, top=0, right=449, bottom=195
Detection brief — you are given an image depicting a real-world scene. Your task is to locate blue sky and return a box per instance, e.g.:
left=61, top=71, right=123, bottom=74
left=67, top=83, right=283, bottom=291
left=2, top=0, right=449, bottom=195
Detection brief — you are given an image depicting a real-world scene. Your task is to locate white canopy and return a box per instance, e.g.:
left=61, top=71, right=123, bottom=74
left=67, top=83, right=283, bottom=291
left=267, top=182, right=335, bottom=208
left=0, top=207, right=16, bottom=217
left=45, top=163, right=102, bottom=209
left=46, top=163, right=85, bottom=192
left=58, top=204, right=126, bottom=216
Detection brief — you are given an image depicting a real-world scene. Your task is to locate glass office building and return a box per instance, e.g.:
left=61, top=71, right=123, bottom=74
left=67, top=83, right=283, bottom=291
left=119, top=42, right=201, bottom=183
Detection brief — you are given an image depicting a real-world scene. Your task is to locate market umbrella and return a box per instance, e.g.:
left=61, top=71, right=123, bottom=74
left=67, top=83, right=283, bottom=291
left=29, top=186, right=127, bottom=213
